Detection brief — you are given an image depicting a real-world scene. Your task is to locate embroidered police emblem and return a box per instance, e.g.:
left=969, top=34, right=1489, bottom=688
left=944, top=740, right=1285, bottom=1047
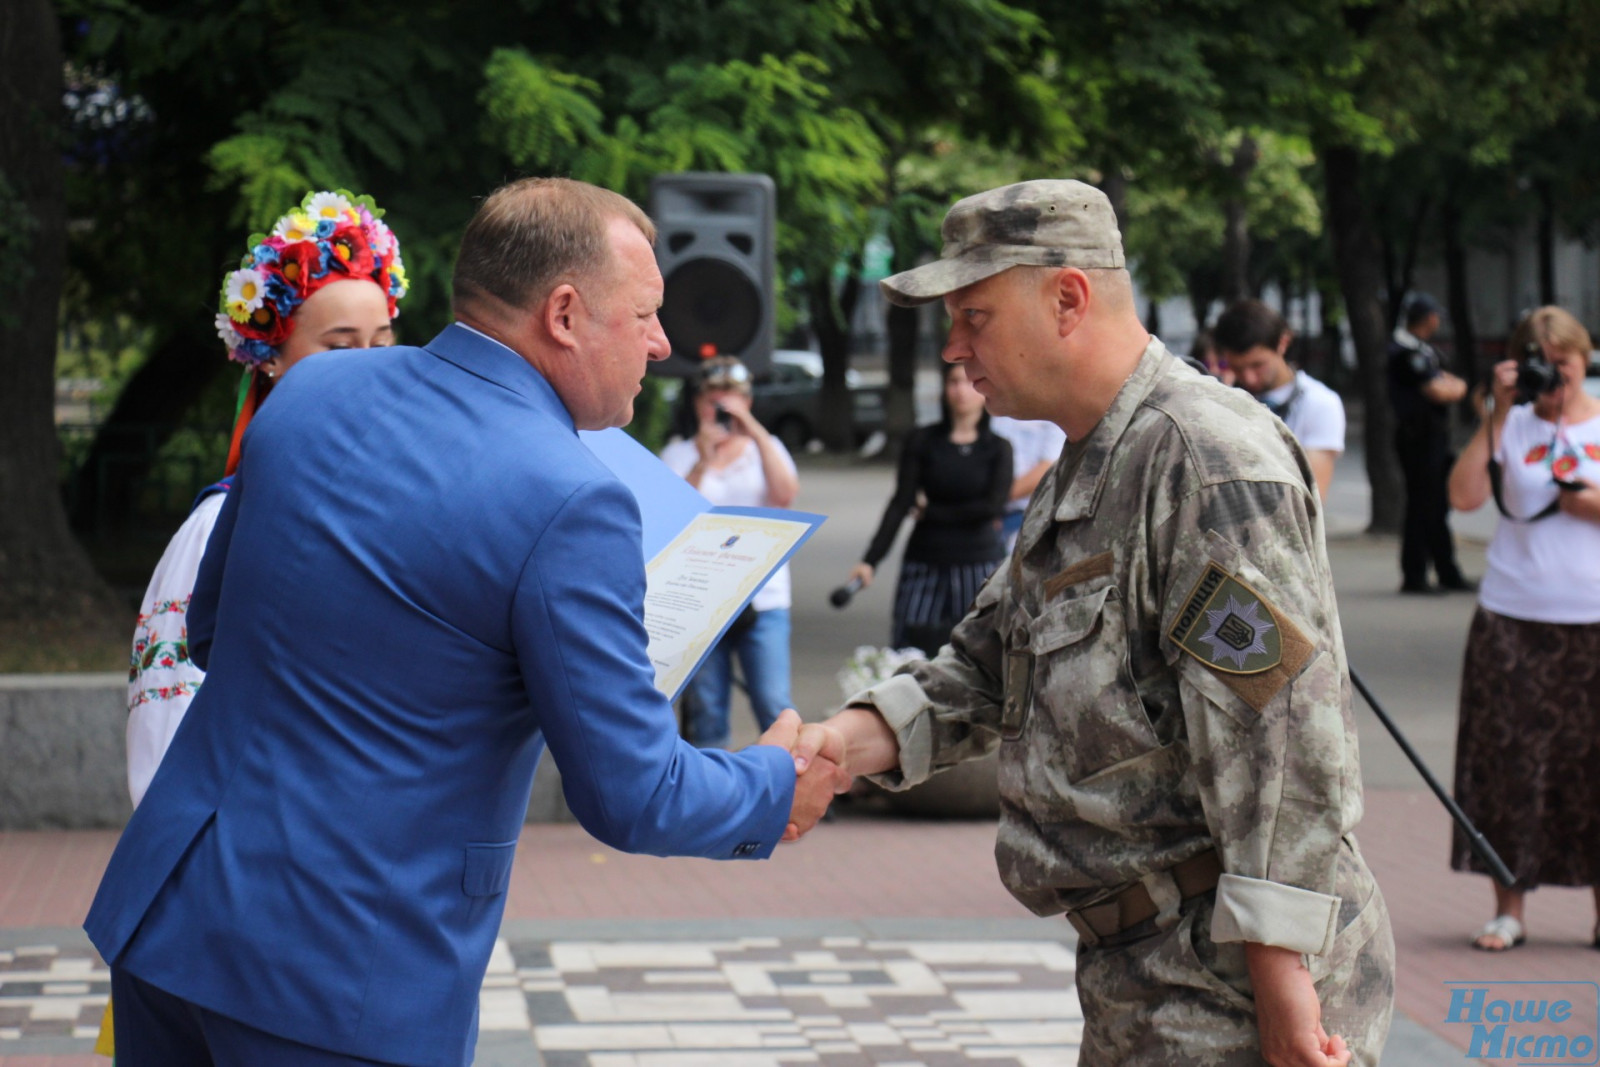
left=1169, top=563, right=1283, bottom=675
left=720, top=535, right=741, bottom=549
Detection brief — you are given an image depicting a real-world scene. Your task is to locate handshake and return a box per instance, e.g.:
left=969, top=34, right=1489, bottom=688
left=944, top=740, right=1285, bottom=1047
left=757, top=709, right=856, bottom=843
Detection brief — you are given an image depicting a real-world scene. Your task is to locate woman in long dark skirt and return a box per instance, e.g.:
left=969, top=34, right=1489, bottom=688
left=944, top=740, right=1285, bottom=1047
left=1446, top=305, right=1600, bottom=952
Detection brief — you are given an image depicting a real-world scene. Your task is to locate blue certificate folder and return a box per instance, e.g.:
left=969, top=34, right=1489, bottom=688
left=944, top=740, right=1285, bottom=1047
left=579, top=428, right=825, bottom=699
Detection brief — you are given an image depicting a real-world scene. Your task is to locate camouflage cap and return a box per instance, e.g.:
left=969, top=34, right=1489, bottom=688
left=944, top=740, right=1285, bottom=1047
left=881, top=180, right=1124, bottom=308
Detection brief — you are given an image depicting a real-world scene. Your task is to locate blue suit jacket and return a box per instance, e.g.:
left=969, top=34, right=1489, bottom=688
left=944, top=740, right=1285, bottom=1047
left=85, top=325, right=795, bottom=1065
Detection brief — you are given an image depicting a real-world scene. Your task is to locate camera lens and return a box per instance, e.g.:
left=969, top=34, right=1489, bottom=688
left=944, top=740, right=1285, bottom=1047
left=1515, top=359, right=1561, bottom=402
left=1515, top=340, right=1562, bottom=403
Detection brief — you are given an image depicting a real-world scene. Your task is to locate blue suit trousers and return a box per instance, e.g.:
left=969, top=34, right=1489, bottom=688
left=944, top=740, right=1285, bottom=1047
left=112, top=969, right=403, bottom=1066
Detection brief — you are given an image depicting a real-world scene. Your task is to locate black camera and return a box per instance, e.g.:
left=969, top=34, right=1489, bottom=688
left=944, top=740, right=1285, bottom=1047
left=1516, top=340, right=1562, bottom=403
left=714, top=405, right=733, bottom=430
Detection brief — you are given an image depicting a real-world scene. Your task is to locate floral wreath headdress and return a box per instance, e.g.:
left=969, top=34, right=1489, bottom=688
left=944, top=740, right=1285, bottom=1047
left=214, top=189, right=408, bottom=366
left=216, top=190, right=409, bottom=475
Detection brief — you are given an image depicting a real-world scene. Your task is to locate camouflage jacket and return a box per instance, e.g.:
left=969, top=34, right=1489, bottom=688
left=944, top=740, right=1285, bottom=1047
left=858, top=340, right=1363, bottom=957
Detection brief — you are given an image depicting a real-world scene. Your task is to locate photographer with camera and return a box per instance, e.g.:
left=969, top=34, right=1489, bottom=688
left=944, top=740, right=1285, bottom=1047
left=661, top=356, right=800, bottom=748
left=1445, top=305, right=1600, bottom=952
left=1388, top=294, right=1474, bottom=593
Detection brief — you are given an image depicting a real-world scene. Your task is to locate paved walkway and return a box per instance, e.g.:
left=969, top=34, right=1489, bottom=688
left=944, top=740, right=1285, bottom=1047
left=4, top=450, right=1598, bottom=1065
left=4, top=795, right=1597, bottom=1064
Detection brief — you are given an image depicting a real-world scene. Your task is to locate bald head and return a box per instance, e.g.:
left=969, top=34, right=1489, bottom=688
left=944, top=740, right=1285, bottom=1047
left=452, top=177, right=655, bottom=317
left=1081, top=268, right=1135, bottom=312
left=997, top=264, right=1137, bottom=319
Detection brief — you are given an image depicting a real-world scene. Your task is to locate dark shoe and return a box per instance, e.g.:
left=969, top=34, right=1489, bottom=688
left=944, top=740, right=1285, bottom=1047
left=1399, top=582, right=1444, bottom=595
left=1439, top=576, right=1479, bottom=593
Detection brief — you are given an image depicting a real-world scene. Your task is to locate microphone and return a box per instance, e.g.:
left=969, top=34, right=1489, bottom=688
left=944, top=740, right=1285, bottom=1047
left=829, top=577, right=863, bottom=608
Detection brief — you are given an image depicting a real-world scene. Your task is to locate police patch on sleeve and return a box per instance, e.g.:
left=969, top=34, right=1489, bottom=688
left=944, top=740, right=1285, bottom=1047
left=1168, top=562, right=1315, bottom=709
left=1170, top=563, right=1281, bottom=674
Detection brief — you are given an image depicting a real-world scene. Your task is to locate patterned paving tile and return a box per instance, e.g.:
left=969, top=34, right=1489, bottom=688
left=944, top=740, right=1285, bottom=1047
left=0, top=932, right=1081, bottom=1064
left=0, top=943, right=109, bottom=1044
left=494, top=936, right=1082, bottom=1066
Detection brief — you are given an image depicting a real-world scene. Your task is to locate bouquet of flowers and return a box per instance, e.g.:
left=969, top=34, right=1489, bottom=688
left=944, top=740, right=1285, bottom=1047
left=836, top=644, right=925, bottom=701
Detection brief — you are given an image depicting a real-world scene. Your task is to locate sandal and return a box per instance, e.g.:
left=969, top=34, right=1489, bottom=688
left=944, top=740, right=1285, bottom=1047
left=1473, top=914, right=1525, bottom=952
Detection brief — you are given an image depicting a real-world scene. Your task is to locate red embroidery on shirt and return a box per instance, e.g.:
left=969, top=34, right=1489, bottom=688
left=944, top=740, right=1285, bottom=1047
left=1525, top=443, right=1550, bottom=465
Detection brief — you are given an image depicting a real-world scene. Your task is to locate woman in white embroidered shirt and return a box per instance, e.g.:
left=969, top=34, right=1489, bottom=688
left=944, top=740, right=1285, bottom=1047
left=1446, top=305, right=1600, bottom=952
left=660, top=356, right=800, bottom=749
left=125, top=191, right=408, bottom=807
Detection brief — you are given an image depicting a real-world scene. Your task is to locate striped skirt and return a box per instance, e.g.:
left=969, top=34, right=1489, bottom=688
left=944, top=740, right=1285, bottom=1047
left=891, top=558, right=1001, bottom=656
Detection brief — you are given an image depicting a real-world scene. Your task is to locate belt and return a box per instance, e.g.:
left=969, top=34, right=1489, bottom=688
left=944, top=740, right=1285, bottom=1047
left=1064, top=849, right=1223, bottom=946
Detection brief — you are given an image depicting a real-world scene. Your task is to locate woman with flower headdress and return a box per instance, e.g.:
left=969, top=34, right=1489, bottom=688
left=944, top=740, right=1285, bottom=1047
left=124, top=189, right=409, bottom=809
left=98, top=190, right=406, bottom=1058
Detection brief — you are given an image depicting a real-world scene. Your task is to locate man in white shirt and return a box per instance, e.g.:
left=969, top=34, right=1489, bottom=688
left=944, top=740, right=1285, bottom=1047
left=988, top=415, right=1068, bottom=548
left=1214, top=299, right=1346, bottom=499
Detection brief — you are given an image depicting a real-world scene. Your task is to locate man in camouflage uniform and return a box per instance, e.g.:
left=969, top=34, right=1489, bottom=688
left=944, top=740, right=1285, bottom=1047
left=803, top=180, right=1394, bottom=1066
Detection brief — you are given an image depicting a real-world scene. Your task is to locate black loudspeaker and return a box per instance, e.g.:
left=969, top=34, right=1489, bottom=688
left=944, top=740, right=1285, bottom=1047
left=649, top=172, right=776, bottom=378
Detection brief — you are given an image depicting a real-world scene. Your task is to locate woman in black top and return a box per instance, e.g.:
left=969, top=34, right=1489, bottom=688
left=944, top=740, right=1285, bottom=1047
left=845, top=362, right=1012, bottom=655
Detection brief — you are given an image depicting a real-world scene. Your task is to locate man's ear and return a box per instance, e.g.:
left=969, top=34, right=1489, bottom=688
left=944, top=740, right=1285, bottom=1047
left=1276, top=330, right=1293, bottom=358
left=1053, top=267, right=1091, bottom=337
left=544, top=284, right=581, bottom=350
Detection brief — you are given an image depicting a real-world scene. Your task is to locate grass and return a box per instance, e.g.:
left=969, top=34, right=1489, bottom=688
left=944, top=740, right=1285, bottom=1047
left=0, top=617, right=128, bottom=675
left=0, top=534, right=166, bottom=675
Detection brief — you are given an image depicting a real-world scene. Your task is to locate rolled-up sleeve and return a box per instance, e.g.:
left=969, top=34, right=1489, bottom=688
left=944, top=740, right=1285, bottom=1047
left=854, top=564, right=1011, bottom=791
left=1157, top=478, right=1360, bottom=957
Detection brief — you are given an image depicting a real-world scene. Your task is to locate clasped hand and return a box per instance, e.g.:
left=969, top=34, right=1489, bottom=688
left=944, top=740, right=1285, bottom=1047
left=757, top=710, right=852, bottom=842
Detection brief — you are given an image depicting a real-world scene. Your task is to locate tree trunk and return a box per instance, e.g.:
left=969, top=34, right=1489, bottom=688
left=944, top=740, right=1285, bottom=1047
left=885, top=303, right=919, bottom=444
left=1536, top=178, right=1556, bottom=306
left=809, top=266, right=860, bottom=454
left=1441, top=196, right=1480, bottom=389
left=1396, top=195, right=1431, bottom=325
left=1322, top=145, right=1402, bottom=533
left=884, top=189, right=924, bottom=452
left=1221, top=135, right=1258, bottom=302
left=1100, top=168, right=1128, bottom=228
left=1186, top=264, right=1221, bottom=334
left=0, top=0, right=127, bottom=650
left=67, top=320, right=224, bottom=532
left=1315, top=272, right=1346, bottom=393
left=1381, top=194, right=1432, bottom=330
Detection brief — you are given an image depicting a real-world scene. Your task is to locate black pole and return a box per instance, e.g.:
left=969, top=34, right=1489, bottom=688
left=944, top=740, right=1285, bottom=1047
left=1348, top=666, right=1516, bottom=888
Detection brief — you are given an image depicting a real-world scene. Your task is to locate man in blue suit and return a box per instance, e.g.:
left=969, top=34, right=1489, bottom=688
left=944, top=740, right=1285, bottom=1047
left=86, top=178, right=846, bottom=1066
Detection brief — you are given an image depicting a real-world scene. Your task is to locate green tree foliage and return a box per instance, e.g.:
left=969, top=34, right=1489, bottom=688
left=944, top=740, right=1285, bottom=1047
left=1125, top=131, right=1320, bottom=313
left=16, top=0, right=1600, bottom=624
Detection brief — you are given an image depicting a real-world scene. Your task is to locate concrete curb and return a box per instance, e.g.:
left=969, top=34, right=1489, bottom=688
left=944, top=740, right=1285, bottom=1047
left=0, top=674, right=573, bottom=828
left=0, top=674, right=130, bottom=829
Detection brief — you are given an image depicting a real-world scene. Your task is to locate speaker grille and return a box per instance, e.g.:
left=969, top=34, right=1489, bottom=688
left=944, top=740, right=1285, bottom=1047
left=660, top=259, right=763, bottom=359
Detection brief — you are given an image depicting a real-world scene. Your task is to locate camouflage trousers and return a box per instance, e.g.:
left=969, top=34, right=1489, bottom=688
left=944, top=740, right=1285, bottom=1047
left=1073, top=837, right=1394, bottom=1066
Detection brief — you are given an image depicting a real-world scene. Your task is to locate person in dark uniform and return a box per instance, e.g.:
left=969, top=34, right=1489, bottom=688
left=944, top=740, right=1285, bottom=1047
left=1387, top=295, right=1471, bottom=593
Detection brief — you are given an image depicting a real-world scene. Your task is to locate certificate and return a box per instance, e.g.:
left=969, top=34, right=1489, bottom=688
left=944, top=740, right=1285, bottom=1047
left=642, top=507, right=823, bottom=699
left=580, top=428, right=825, bottom=699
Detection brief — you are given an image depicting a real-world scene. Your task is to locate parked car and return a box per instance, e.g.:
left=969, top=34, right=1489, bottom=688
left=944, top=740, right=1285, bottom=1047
left=750, top=350, right=888, bottom=451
